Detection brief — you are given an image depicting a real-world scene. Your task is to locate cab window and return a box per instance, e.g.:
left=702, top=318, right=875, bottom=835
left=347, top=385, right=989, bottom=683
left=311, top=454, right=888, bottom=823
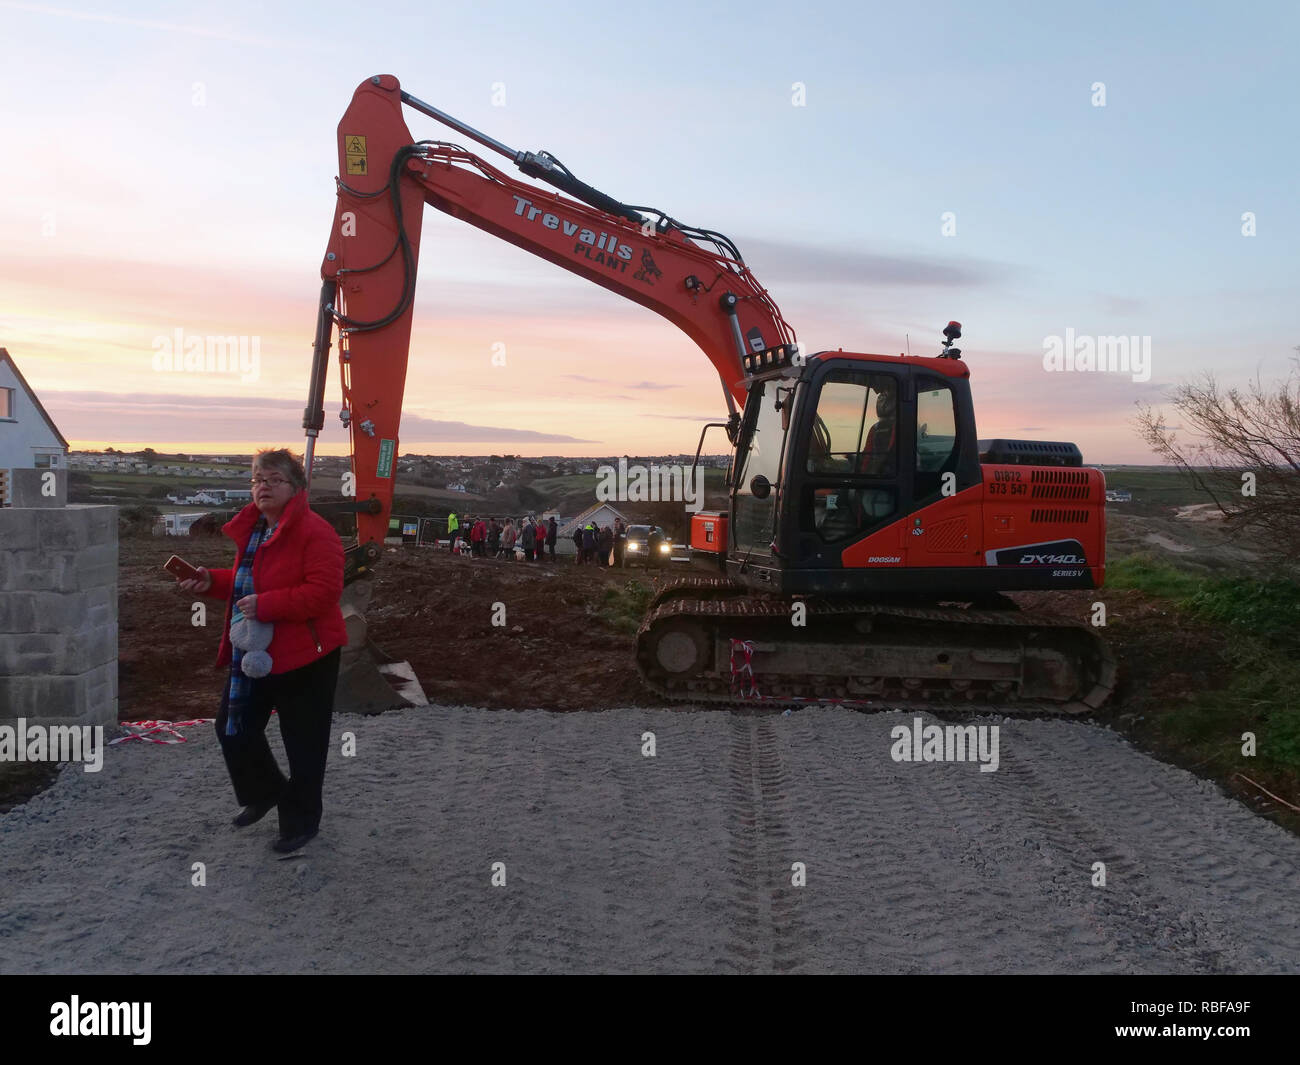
left=807, top=371, right=897, bottom=476
left=804, top=369, right=898, bottom=542
left=915, top=377, right=958, bottom=499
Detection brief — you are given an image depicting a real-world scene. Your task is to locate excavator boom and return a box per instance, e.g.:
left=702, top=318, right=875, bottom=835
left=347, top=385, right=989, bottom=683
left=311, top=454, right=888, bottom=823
left=304, top=74, right=794, bottom=555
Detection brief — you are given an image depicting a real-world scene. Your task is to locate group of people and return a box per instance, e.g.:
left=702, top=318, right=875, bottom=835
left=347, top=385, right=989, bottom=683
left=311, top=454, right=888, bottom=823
left=444, top=511, right=626, bottom=565
left=573, top=517, right=624, bottom=566
left=447, top=513, right=558, bottom=561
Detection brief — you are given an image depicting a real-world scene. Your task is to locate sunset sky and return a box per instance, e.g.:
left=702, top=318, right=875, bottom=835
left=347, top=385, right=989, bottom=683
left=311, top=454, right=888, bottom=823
left=2, top=0, right=1297, bottom=461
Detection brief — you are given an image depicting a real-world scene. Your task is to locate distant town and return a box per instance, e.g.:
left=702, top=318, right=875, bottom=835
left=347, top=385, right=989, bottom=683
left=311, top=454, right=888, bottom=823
left=67, top=448, right=730, bottom=492
left=65, top=448, right=735, bottom=539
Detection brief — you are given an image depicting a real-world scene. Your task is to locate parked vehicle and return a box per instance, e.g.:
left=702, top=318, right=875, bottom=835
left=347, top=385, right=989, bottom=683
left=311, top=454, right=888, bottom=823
left=622, top=525, right=671, bottom=568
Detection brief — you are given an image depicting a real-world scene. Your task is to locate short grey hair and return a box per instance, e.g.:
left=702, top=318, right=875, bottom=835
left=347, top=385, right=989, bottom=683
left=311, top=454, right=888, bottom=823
left=253, top=447, right=307, bottom=490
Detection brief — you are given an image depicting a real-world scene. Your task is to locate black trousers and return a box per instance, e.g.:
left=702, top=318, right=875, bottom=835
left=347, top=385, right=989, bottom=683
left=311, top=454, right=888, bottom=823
left=215, top=648, right=340, bottom=838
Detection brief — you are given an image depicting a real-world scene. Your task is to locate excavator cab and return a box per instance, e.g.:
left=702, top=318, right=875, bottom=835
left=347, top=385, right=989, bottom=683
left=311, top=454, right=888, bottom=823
left=727, top=347, right=981, bottom=595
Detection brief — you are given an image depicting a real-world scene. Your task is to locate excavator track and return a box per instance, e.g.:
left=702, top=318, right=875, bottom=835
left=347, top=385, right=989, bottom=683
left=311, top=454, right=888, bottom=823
left=636, top=577, right=1116, bottom=715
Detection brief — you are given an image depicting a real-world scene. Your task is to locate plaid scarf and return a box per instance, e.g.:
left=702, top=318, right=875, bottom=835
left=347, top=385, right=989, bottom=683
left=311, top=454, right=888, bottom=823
left=223, top=517, right=273, bottom=737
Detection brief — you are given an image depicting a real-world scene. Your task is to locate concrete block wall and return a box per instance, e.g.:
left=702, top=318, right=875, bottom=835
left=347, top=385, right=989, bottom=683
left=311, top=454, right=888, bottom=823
left=0, top=506, right=118, bottom=727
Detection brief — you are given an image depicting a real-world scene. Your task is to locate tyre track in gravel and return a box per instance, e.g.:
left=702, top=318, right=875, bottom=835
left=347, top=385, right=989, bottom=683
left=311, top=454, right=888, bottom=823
left=875, top=717, right=1129, bottom=974
left=772, top=710, right=1130, bottom=973
left=762, top=708, right=1300, bottom=973
left=926, top=722, right=1181, bottom=973
left=720, top=714, right=811, bottom=973
left=989, top=727, right=1229, bottom=972
left=992, top=722, right=1300, bottom=973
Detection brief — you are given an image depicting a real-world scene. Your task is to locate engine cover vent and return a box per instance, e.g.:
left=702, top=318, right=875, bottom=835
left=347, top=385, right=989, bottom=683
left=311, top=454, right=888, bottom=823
left=1029, top=508, right=1090, bottom=523
left=1029, top=469, right=1092, bottom=499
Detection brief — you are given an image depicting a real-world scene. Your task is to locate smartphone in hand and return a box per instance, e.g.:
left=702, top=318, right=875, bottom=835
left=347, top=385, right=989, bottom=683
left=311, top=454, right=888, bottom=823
left=163, top=555, right=201, bottom=582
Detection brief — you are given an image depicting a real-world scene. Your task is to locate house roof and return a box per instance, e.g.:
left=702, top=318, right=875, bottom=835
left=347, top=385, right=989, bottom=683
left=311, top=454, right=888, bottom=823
left=0, top=348, right=70, bottom=449
left=558, top=500, right=626, bottom=535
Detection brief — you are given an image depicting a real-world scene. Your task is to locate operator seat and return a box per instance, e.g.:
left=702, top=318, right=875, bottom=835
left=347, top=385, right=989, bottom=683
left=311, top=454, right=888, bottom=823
left=856, top=390, right=896, bottom=520
left=818, top=390, right=898, bottom=540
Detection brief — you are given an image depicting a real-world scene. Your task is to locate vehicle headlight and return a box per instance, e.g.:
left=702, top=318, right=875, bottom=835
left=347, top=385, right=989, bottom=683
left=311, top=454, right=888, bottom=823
left=659, top=543, right=671, bottom=553
left=627, top=543, right=639, bottom=551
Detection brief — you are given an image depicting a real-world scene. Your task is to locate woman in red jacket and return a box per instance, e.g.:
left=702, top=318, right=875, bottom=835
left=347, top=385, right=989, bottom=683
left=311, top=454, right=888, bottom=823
left=177, top=448, right=347, bottom=854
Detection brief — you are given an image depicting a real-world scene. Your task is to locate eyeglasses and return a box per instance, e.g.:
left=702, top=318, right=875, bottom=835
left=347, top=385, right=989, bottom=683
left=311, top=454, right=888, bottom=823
left=250, top=476, right=290, bottom=487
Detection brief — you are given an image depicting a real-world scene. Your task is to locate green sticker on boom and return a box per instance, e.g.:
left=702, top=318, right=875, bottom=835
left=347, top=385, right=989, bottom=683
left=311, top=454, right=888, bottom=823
left=377, top=439, right=395, bottom=479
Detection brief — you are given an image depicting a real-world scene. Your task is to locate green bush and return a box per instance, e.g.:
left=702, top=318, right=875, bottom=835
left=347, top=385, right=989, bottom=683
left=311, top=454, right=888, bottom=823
left=1183, top=579, right=1300, bottom=650
left=1263, top=706, right=1300, bottom=767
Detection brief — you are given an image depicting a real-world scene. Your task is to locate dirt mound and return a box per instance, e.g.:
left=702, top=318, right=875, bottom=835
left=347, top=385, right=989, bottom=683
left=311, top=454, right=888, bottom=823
left=1174, top=503, right=1228, bottom=523
left=363, top=546, right=667, bottom=710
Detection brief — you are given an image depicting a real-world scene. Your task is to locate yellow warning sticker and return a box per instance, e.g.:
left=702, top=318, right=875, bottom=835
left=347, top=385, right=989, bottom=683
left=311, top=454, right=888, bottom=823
left=345, top=134, right=368, bottom=176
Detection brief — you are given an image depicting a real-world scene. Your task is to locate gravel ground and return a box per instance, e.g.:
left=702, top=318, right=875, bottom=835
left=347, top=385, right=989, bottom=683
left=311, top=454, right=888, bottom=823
left=1, top=706, right=1297, bottom=974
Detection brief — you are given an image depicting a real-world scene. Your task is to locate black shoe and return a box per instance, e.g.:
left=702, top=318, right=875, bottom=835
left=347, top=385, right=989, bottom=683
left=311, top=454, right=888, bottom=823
left=271, top=828, right=319, bottom=854
left=232, top=799, right=278, bottom=828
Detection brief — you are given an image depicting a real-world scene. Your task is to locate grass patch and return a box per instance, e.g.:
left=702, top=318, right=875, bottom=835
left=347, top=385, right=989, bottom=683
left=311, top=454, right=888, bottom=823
left=1106, top=554, right=1203, bottom=598
left=530, top=474, right=601, bottom=494
left=598, top=579, right=653, bottom=635
left=1111, top=555, right=1300, bottom=788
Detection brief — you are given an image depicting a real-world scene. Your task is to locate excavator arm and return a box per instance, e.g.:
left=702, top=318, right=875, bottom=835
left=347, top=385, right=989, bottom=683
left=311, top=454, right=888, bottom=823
left=303, top=74, right=795, bottom=566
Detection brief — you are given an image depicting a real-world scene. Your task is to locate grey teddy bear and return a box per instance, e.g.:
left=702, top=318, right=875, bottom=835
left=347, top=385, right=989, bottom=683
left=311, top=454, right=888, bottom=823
left=230, top=614, right=274, bottom=678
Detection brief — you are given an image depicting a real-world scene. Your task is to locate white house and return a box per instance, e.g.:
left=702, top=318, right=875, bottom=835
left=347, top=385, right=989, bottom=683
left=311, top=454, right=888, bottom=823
left=558, top=501, right=627, bottom=538
left=0, top=348, right=70, bottom=504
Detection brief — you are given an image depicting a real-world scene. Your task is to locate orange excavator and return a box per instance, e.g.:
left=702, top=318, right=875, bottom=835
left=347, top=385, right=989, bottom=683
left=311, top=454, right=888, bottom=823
left=303, top=75, right=1115, bottom=714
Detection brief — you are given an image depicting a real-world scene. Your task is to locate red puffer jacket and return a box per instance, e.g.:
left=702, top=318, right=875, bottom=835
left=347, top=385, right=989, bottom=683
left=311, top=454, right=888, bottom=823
left=204, top=489, right=348, bottom=674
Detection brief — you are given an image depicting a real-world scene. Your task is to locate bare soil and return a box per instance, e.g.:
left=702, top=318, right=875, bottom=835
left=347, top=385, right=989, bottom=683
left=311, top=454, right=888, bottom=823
left=116, top=535, right=669, bottom=719
left=1105, top=508, right=1266, bottom=574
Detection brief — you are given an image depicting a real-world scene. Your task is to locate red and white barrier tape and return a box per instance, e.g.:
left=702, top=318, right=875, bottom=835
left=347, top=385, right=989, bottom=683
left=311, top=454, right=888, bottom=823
left=728, top=638, right=761, bottom=700
left=110, top=719, right=215, bottom=745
